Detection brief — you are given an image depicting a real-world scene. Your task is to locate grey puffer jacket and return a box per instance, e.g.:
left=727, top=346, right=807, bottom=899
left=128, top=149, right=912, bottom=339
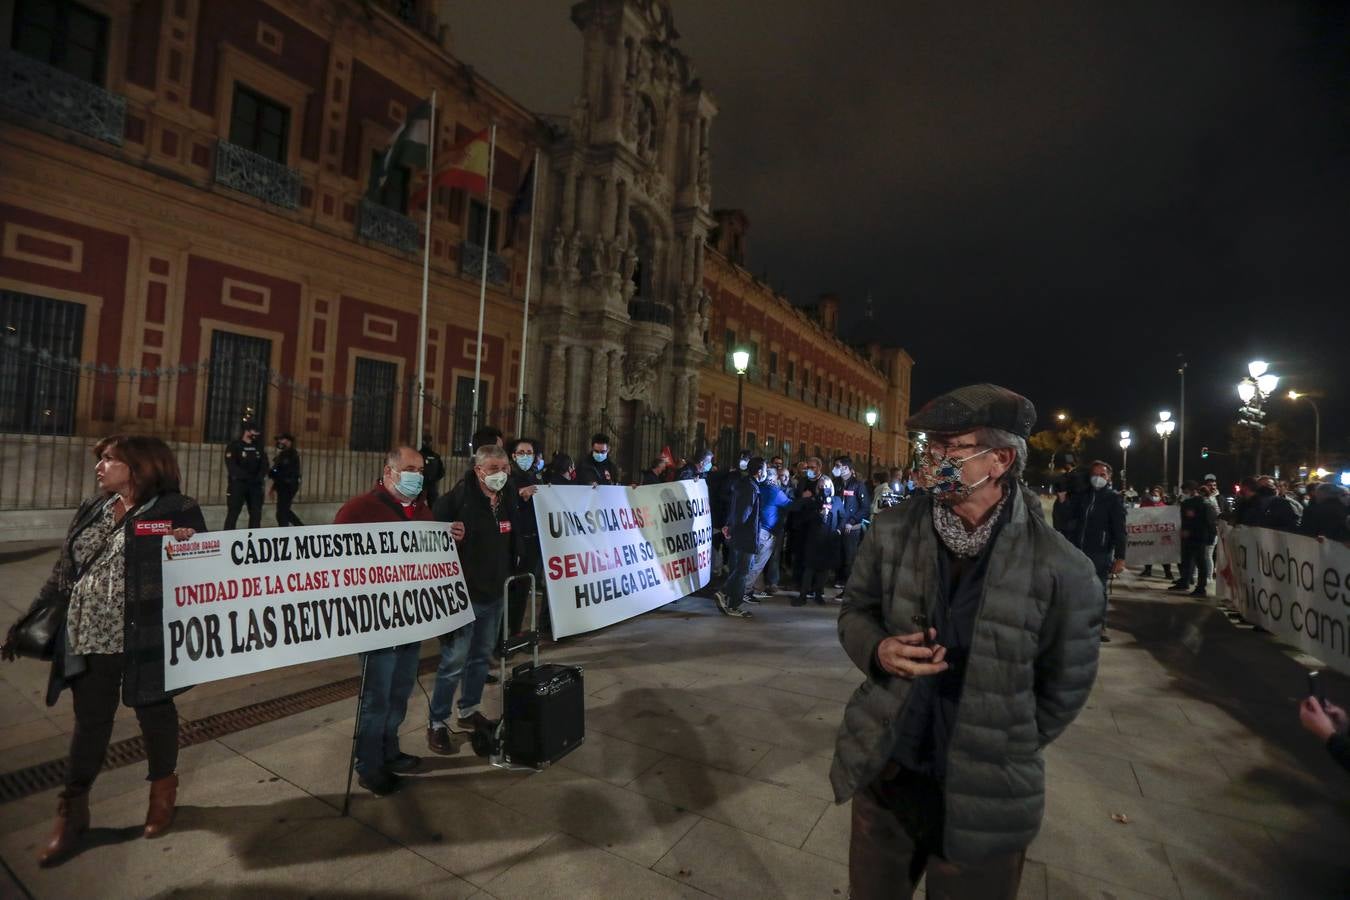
left=830, top=484, right=1102, bottom=863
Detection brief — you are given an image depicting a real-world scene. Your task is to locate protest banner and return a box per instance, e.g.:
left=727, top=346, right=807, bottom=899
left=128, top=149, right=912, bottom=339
left=160, top=522, right=474, bottom=690
left=533, top=479, right=713, bottom=638
left=1216, top=522, right=1350, bottom=677
left=1125, top=506, right=1181, bottom=565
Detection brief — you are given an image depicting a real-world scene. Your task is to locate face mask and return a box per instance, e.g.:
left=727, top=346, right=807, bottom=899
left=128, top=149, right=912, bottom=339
left=1090, top=476, right=1108, bottom=490
left=1296, top=486, right=1307, bottom=495
left=738, top=459, right=748, bottom=471
left=1149, top=495, right=1160, bottom=503
left=907, top=480, right=916, bottom=490
left=514, top=454, right=534, bottom=471
left=394, top=471, right=424, bottom=499
left=891, top=481, right=901, bottom=492
left=701, top=459, right=713, bottom=473
left=592, top=451, right=607, bottom=463
left=534, top=457, right=545, bottom=471
left=918, top=448, right=992, bottom=500
left=806, top=469, right=818, bottom=480
left=831, top=466, right=844, bottom=478
left=483, top=471, right=509, bottom=492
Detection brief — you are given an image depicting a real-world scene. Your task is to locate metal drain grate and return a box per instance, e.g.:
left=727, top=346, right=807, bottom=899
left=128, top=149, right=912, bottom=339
left=0, top=654, right=441, bottom=804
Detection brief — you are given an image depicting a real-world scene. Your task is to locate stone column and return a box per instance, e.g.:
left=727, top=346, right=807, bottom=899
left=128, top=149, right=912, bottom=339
left=546, top=343, right=566, bottom=414
left=672, top=371, right=690, bottom=439
left=588, top=346, right=609, bottom=419
left=565, top=345, right=587, bottom=421
left=606, top=349, right=624, bottom=422
left=686, top=373, right=700, bottom=447
left=561, top=168, right=578, bottom=232
left=600, top=175, right=618, bottom=239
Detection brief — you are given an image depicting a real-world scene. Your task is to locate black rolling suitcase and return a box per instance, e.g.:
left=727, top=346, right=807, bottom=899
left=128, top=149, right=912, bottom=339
left=502, top=661, right=585, bottom=767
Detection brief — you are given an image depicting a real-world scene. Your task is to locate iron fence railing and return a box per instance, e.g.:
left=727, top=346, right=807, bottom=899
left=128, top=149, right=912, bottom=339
left=0, top=48, right=125, bottom=145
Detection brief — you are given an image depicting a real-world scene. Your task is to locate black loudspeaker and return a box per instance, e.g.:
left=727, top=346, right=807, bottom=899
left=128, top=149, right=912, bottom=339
left=503, top=662, right=585, bottom=768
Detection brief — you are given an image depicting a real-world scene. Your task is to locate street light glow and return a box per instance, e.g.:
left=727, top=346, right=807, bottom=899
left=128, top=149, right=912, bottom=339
left=1056, top=412, right=1067, bottom=421
left=1247, top=360, right=1268, bottom=379
left=1288, top=390, right=1301, bottom=400
left=1119, top=437, right=1131, bottom=449
left=1256, top=373, right=1279, bottom=395
left=732, top=349, right=750, bottom=374
left=1237, top=381, right=1257, bottom=404
left=1158, top=411, right=1171, bottom=422
left=1120, top=430, right=1130, bottom=439
left=865, top=409, right=878, bottom=427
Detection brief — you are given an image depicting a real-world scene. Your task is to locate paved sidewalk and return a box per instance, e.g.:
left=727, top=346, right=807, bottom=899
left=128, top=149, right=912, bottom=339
left=2, top=546, right=1348, bottom=898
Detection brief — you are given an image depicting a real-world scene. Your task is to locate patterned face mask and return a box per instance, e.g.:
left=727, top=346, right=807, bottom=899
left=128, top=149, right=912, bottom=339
left=918, top=447, right=992, bottom=500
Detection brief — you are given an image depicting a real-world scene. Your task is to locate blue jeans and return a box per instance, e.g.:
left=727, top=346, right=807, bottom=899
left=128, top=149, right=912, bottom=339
left=355, top=642, right=421, bottom=776
left=429, top=599, right=503, bottom=723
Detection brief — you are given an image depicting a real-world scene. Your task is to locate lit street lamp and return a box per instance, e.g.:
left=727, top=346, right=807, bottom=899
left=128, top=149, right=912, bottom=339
left=865, top=408, right=878, bottom=475
left=1236, top=359, right=1279, bottom=473
left=1119, top=430, right=1132, bottom=491
left=1287, top=390, right=1322, bottom=473
left=1155, top=411, right=1175, bottom=495
left=732, top=348, right=750, bottom=450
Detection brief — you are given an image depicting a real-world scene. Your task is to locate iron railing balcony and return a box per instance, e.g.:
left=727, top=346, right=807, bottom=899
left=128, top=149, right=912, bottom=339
left=0, top=48, right=125, bottom=145
left=213, top=139, right=301, bottom=210
left=359, top=199, right=419, bottom=254
left=628, top=300, right=673, bottom=326
left=460, top=241, right=509, bottom=287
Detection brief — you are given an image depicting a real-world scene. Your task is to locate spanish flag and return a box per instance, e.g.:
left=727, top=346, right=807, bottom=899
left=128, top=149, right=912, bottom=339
left=411, top=128, right=491, bottom=209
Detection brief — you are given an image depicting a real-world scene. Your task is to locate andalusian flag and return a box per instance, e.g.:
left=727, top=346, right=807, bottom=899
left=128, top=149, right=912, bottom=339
left=367, top=99, right=432, bottom=200
left=410, top=128, right=492, bottom=209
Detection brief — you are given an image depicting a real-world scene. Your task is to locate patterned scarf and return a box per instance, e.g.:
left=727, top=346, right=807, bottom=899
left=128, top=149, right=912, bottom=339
left=931, top=489, right=1009, bottom=558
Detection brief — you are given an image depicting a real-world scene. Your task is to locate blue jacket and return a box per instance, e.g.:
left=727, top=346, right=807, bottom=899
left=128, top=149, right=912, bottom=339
left=758, top=481, right=792, bottom=531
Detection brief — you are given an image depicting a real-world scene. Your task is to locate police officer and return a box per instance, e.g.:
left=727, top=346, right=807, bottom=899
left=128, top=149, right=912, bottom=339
left=268, top=433, right=302, bottom=526
left=224, top=422, right=267, bottom=529
left=831, top=455, right=870, bottom=592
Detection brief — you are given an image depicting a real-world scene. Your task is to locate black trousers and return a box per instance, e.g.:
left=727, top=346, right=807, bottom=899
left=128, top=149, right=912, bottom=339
left=225, top=480, right=263, bottom=529
left=66, top=654, right=178, bottom=796
left=850, top=764, right=1026, bottom=899
left=274, top=483, right=303, bottom=527
left=507, top=541, right=547, bottom=638
left=838, top=528, right=862, bottom=584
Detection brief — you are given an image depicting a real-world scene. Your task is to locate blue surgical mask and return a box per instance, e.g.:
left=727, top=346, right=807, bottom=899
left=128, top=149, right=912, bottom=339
left=831, top=466, right=844, bottom=478
left=738, top=459, right=748, bottom=471
left=593, top=451, right=608, bottom=463
left=700, top=459, right=713, bottom=473
left=514, top=453, right=534, bottom=471
left=394, top=471, right=424, bottom=499
left=534, top=457, right=545, bottom=472
left=755, top=471, right=767, bottom=484
left=806, top=469, right=818, bottom=480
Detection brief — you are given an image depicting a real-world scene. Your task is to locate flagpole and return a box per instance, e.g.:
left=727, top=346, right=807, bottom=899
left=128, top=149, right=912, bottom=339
left=515, top=148, right=540, bottom=436
left=470, top=122, right=497, bottom=441
left=414, top=89, right=436, bottom=446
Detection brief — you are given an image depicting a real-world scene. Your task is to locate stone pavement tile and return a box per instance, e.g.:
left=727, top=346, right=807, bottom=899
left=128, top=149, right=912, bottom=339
left=800, top=796, right=849, bottom=865
left=752, top=671, right=858, bottom=704
left=348, top=777, right=554, bottom=888
left=1062, top=704, right=1120, bottom=736
left=1043, top=865, right=1166, bottom=899
left=679, top=675, right=821, bottom=717
left=0, top=715, right=62, bottom=753
left=637, top=687, right=840, bottom=757
left=556, top=728, right=667, bottom=787
left=1162, top=837, right=1345, bottom=900
left=744, top=746, right=835, bottom=802
left=1048, top=723, right=1226, bottom=774
left=652, top=816, right=848, bottom=900
left=484, top=832, right=705, bottom=900
left=1018, top=860, right=1049, bottom=899
left=2, top=754, right=330, bottom=900
left=214, top=699, right=349, bottom=755
left=494, top=764, right=699, bottom=867
left=585, top=705, right=772, bottom=776
left=1042, top=744, right=1140, bottom=796
left=628, top=756, right=829, bottom=847
left=1027, top=814, right=1181, bottom=899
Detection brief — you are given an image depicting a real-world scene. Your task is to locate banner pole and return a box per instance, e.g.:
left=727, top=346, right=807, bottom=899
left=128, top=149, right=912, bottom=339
left=470, top=123, right=497, bottom=441
left=342, top=652, right=370, bottom=816
left=414, top=90, right=437, bottom=445
left=515, top=148, right=540, bottom=436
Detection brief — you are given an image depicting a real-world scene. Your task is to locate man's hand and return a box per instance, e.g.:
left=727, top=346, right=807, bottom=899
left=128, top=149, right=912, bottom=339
left=1324, top=701, right=1348, bottom=734
left=721, top=526, right=730, bottom=539
left=1300, top=696, right=1339, bottom=741
left=876, top=630, right=948, bottom=679
left=450, top=521, right=466, bottom=542
left=518, top=485, right=538, bottom=500
left=1110, top=559, right=1125, bottom=575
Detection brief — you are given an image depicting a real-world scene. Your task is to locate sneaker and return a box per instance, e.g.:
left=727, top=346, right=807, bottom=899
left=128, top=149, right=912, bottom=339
left=426, top=725, right=454, bottom=755
left=1189, top=588, right=1208, bottom=597
left=812, top=594, right=825, bottom=605
left=750, top=590, right=771, bottom=600
left=451, top=712, right=500, bottom=734
left=1100, top=634, right=1112, bottom=643
left=387, top=752, right=421, bottom=773
left=723, top=604, right=753, bottom=619
left=358, top=771, right=402, bottom=797
left=714, top=591, right=730, bottom=615
left=744, top=594, right=762, bottom=604
left=1166, top=584, right=1192, bottom=592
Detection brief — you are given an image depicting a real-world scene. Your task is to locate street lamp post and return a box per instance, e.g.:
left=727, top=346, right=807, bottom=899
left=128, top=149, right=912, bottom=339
left=1119, top=430, right=1132, bottom=491
left=733, top=348, right=750, bottom=451
left=1287, top=391, right=1322, bottom=473
left=865, top=409, right=878, bottom=476
left=1155, top=412, right=1175, bottom=495
left=1236, top=360, right=1279, bottom=474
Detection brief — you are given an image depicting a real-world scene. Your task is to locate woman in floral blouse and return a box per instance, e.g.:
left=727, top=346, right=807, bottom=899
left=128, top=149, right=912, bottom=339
left=3, top=435, right=205, bottom=866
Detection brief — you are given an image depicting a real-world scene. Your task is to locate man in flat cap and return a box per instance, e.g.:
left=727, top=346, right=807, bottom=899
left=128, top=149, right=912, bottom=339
left=831, top=383, right=1102, bottom=899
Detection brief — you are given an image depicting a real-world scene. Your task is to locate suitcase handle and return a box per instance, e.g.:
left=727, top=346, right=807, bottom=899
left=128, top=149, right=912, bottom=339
left=512, top=661, right=535, bottom=679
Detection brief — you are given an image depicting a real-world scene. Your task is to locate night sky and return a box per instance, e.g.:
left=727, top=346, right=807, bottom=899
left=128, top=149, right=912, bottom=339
left=449, top=2, right=1349, bottom=486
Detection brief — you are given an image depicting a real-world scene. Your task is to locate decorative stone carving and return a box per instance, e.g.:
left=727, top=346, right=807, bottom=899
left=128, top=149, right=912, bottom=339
left=697, top=148, right=712, bottom=207
left=568, top=95, right=590, bottom=142
left=588, top=235, right=607, bottom=283
left=548, top=227, right=567, bottom=275
left=619, top=355, right=658, bottom=402
left=565, top=229, right=582, bottom=283
left=622, top=81, right=638, bottom=143
left=622, top=247, right=639, bottom=300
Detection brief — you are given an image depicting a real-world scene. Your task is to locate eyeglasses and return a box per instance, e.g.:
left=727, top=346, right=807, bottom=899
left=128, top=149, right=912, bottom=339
left=926, top=441, right=983, bottom=457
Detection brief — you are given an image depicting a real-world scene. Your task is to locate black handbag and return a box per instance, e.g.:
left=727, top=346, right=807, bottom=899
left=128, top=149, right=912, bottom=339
left=10, top=598, right=65, bottom=661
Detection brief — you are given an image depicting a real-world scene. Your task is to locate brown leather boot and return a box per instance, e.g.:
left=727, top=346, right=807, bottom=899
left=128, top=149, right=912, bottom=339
left=38, top=791, right=90, bottom=867
left=143, top=773, right=178, bottom=838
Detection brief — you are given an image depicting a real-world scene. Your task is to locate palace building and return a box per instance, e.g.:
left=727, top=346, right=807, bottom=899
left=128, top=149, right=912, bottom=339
left=0, top=0, right=911, bottom=512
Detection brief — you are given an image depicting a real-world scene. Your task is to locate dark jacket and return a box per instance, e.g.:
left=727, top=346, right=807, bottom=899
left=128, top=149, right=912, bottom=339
left=1067, top=487, right=1127, bottom=573
left=1179, top=495, right=1218, bottom=545
left=420, top=444, right=446, bottom=498
left=836, top=475, right=871, bottom=528
left=576, top=455, right=621, bottom=486
left=832, top=487, right=1103, bottom=863
left=334, top=484, right=433, bottom=524
left=24, top=492, right=208, bottom=707
left=725, top=475, right=761, bottom=553
left=269, top=447, right=301, bottom=487
left=640, top=467, right=669, bottom=486
left=225, top=439, right=267, bottom=483
left=1299, top=498, right=1350, bottom=542
left=707, top=469, right=742, bottom=530
left=433, top=478, right=517, bottom=604
left=509, top=467, right=541, bottom=542
left=674, top=463, right=705, bottom=481
left=1240, top=492, right=1301, bottom=532
left=798, top=494, right=843, bottom=570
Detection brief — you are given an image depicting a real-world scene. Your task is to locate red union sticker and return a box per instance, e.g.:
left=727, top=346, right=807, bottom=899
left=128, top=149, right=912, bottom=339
left=135, top=520, right=174, bottom=536
left=499, top=521, right=513, bottom=534
left=843, top=490, right=855, bottom=497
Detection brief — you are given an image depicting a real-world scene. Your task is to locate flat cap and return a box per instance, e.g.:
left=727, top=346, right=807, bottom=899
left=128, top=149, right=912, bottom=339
left=907, top=383, right=1037, bottom=439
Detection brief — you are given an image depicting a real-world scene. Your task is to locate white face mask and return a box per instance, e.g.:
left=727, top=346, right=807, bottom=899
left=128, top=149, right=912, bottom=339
left=483, top=471, right=509, bottom=492
left=1090, top=475, right=1108, bottom=490
left=831, top=466, right=844, bottom=478
left=738, top=459, right=749, bottom=471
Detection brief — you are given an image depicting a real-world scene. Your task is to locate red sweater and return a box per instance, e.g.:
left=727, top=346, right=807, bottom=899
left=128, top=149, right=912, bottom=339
left=333, top=484, right=433, bottom=524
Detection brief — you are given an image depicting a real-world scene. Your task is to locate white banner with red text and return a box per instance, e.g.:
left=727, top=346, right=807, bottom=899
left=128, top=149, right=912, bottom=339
left=160, top=522, right=474, bottom=690
left=1216, top=522, right=1350, bottom=676
left=1125, top=506, right=1181, bottom=565
left=533, top=480, right=713, bottom=639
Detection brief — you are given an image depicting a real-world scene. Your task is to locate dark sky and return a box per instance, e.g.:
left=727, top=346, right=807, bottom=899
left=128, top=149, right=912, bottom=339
left=449, top=2, right=1350, bottom=486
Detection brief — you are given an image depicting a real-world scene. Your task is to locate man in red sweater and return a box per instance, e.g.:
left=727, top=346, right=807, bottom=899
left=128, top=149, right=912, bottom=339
left=335, top=446, right=463, bottom=796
